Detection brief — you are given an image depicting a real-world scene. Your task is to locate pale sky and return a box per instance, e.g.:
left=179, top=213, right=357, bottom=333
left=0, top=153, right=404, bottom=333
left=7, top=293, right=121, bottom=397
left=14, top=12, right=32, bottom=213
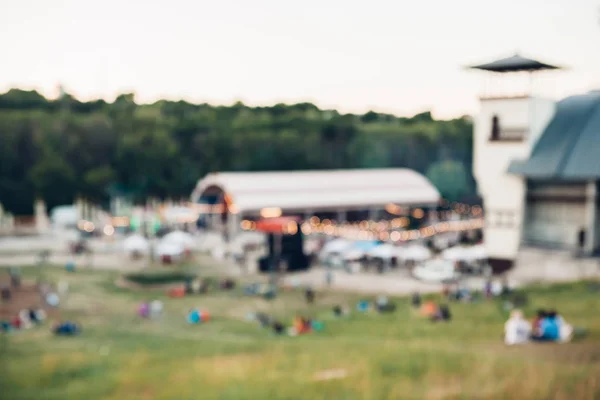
left=0, top=0, right=598, bottom=118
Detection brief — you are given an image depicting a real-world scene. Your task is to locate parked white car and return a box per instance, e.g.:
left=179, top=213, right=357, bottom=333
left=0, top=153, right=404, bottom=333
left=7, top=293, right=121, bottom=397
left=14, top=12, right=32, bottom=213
left=412, top=259, right=460, bottom=283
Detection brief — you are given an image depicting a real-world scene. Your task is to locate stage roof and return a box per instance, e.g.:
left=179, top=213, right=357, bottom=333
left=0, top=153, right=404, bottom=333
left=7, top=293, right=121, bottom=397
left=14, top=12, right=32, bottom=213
left=191, top=168, right=440, bottom=213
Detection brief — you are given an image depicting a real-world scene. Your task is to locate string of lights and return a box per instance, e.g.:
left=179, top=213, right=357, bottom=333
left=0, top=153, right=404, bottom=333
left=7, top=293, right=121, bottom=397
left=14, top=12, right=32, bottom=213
left=241, top=216, right=484, bottom=243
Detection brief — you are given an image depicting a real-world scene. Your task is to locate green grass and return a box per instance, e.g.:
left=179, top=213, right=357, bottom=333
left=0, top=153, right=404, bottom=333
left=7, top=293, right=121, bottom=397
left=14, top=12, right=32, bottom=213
left=1, top=265, right=600, bottom=400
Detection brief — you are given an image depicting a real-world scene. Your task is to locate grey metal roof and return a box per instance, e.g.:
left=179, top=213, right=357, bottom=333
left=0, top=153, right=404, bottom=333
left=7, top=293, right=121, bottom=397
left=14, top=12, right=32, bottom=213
left=469, top=54, right=561, bottom=73
left=508, top=91, right=600, bottom=180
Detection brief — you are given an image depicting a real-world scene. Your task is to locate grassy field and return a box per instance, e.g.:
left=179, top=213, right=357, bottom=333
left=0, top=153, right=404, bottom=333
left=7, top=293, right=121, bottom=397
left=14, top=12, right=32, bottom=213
left=1, top=263, right=600, bottom=400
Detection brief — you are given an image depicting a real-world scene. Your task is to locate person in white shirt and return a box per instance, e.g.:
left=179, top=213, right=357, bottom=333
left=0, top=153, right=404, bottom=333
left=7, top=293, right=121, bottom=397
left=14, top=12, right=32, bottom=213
left=491, top=280, right=503, bottom=297
left=553, top=310, right=574, bottom=343
left=504, top=310, right=531, bottom=345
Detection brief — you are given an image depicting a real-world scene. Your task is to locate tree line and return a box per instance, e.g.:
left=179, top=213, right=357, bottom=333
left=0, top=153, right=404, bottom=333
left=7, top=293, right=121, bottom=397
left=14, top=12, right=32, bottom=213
left=0, top=89, right=475, bottom=215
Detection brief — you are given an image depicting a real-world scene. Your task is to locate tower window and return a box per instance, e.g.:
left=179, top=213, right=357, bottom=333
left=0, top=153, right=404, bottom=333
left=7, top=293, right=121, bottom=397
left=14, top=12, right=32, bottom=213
left=491, top=115, right=500, bottom=141
left=489, top=114, right=526, bottom=141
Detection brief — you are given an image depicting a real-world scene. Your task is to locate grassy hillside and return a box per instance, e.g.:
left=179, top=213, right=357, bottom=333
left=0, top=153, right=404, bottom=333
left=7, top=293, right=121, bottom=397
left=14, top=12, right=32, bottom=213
left=1, top=265, right=599, bottom=400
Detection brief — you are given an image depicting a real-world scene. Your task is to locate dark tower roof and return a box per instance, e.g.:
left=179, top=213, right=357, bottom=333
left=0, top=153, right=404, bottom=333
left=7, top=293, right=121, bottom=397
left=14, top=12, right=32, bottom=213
left=469, top=54, right=561, bottom=73
left=508, top=91, right=600, bottom=180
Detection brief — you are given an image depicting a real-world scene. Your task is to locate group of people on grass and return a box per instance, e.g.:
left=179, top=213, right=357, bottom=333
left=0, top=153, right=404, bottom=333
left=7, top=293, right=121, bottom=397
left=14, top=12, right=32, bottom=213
left=187, top=308, right=211, bottom=324
left=246, top=311, right=321, bottom=336
left=1, top=308, right=46, bottom=332
left=0, top=307, right=81, bottom=336
left=504, top=309, right=574, bottom=345
left=439, top=279, right=512, bottom=303
left=138, top=300, right=163, bottom=319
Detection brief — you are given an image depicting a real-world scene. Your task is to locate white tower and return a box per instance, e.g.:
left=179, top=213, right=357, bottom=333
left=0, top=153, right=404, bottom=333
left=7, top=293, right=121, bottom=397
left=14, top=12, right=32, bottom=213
left=469, top=54, right=560, bottom=271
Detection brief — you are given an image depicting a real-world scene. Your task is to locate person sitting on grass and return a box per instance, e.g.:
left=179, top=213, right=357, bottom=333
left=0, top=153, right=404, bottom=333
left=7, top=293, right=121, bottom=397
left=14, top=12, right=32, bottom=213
left=28, top=308, right=46, bottom=324
left=552, top=309, right=575, bottom=343
left=333, top=305, right=342, bottom=317
left=272, top=321, right=285, bottom=335
left=532, top=310, right=560, bottom=342
left=18, top=309, right=32, bottom=329
left=53, top=321, right=81, bottom=336
left=293, top=315, right=312, bottom=334
left=333, top=305, right=350, bottom=318
left=421, top=300, right=438, bottom=319
left=484, top=280, right=493, bottom=298
left=504, top=310, right=531, bottom=345
left=431, top=304, right=451, bottom=322
left=375, top=296, right=396, bottom=313
left=441, top=285, right=451, bottom=299
left=531, top=310, right=547, bottom=338
left=411, top=292, right=422, bottom=308
left=305, top=287, right=315, bottom=304
left=457, top=286, right=472, bottom=302
left=439, top=304, right=451, bottom=321
left=256, top=312, right=271, bottom=328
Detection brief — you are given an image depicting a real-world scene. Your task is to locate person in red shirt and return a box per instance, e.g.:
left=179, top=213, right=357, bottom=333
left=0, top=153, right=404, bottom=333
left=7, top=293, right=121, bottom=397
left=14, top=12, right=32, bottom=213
left=532, top=309, right=547, bottom=338
left=11, top=315, right=22, bottom=329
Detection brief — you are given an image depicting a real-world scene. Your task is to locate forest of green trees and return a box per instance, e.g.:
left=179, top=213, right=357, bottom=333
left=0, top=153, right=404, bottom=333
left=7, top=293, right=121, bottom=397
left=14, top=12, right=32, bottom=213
left=0, top=89, right=475, bottom=216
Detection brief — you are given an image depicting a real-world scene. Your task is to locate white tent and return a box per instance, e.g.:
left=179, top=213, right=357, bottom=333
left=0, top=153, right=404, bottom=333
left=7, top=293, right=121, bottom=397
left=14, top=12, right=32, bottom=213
left=367, top=243, right=397, bottom=259
left=155, top=241, right=185, bottom=258
left=441, top=246, right=470, bottom=262
left=162, top=231, right=195, bottom=250
left=342, top=248, right=365, bottom=261
left=123, top=234, right=150, bottom=255
left=399, top=245, right=432, bottom=262
left=211, top=246, right=226, bottom=261
left=341, top=241, right=380, bottom=261
left=468, top=244, right=487, bottom=260
left=198, top=231, right=224, bottom=252
left=320, top=238, right=353, bottom=258
left=50, top=205, right=77, bottom=228
left=442, top=245, right=487, bottom=262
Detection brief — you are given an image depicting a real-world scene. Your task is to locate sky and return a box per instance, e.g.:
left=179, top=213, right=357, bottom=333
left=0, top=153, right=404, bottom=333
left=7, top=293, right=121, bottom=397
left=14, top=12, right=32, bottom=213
left=0, top=0, right=598, bottom=119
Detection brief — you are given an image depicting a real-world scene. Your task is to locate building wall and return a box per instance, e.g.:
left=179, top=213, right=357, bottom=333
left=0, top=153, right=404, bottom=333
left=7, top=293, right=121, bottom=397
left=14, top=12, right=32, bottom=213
left=474, top=96, right=556, bottom=261
left=514, top=247, right=600, bottom=283
left=528, top=97, right=557, bottom=150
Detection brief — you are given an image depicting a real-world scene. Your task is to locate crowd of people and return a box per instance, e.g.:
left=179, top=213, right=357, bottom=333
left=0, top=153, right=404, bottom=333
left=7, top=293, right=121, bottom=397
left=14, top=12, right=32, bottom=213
left=1, top=263, right=587, bottom=349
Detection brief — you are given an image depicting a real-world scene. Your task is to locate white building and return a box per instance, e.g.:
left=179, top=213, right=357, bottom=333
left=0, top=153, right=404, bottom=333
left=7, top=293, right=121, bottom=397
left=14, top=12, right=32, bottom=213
left=191, top=168, right=440, bottom=240
left=471, top=54, right=600, bottom=272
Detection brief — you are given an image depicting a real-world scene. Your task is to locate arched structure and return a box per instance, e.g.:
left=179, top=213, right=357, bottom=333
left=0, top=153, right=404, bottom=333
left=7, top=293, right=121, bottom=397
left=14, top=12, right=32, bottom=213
left=191, top=168, right=440, bottom=240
